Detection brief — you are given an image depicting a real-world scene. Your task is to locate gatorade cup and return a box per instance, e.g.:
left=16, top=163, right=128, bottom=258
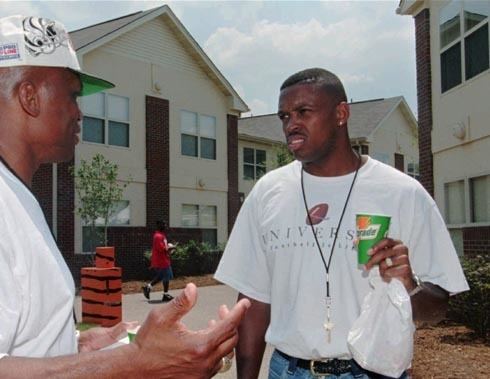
left=127, top=325, right=140, bottom=343
left=356, top=213, right=391, bottom=264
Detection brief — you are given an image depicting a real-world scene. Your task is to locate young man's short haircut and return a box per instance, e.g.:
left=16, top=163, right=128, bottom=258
left=280, top=67, right=347, bottom=104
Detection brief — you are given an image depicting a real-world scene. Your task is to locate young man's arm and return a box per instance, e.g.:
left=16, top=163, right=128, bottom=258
left=366, top=238, right=449, bottom=323
left=408, top=282, right=449, bottom=322
left=0, top=284, right=250, bottom=378
left=235, top=293, right=271, bottom=379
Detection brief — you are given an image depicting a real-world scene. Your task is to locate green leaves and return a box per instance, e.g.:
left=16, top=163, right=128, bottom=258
left=448, top=254, right=490, bottom=341
left=71, top=153, right=128, bottom=249
left=273, top=144, right=294, bottom=168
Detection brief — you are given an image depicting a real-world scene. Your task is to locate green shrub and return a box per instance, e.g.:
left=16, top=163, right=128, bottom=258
left=171, top=240, right=222, bottom=276
left=447, top=254, right=490, bottom=341
left=143, top=240, right=223, bottom=277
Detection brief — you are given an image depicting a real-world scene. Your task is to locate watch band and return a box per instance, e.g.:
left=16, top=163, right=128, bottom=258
left=409, top=273, right=424, bottom=296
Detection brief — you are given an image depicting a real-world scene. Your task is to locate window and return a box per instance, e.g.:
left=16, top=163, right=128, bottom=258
left=82, top=93, right=130, bottom=147
left=470, top=175, right=489, bottom=222
left=181, top=204, right=218, bottom=246
left=407, top=163, right=420, bottom=181
left=181, top=111, right=216, bottom=160
left=352, top=145, right=369, bottom=155
left=243, top=148, right=266, bottom=180
left=440, top=1, right=490, bottom=93
left=82, top=200, right=130, bottom=253
left=394, top=153, right=404, bottom=172
left=445, top=180, right=466, bottom=224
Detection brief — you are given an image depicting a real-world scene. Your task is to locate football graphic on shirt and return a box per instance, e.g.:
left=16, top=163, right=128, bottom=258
left=306, top=203, right=328, bottom=225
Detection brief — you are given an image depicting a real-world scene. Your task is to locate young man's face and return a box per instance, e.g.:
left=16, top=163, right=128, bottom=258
left=34, top=67, right=82, bottom=163
left=278, top=83, right=340, bottom=168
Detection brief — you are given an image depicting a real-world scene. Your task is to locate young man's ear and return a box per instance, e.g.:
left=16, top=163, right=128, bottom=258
left=336, top=101, right=350, bottom=126
left=18, top=80, right=41, bottom=117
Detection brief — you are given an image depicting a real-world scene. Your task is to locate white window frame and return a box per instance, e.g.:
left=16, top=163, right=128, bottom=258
left=180, top=110, right=217, bottom=160
left=407, top=162, right=420, bottom=181
left=243, top=147, right=267, bottom=181
left=439, top=0, right=490, bottom=94
left=445, top=173, right=490, bottom=227
left=181, top=204, right=218, bottom=245
left=81, top=93, right=131, bottom=148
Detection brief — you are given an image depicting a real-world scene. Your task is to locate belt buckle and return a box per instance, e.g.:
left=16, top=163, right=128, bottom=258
left=310, top=359, right=332, bottom=377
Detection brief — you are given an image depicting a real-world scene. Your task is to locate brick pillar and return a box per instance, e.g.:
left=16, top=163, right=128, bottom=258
left=415, top=8, right=434, bottom=197
left=146, top=96, right=170, bottom=227
left=31, top=163, right=53, bottom=229
left=57, top=160, right=75, bottom=265
left=227, top=114, right=239, bottom=235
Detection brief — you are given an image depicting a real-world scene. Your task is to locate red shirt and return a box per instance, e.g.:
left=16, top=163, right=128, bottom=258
left=150, top=230, right=170, bottom=268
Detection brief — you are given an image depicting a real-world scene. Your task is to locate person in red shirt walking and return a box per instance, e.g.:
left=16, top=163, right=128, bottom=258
left=142, top=221, right=175, bottom=302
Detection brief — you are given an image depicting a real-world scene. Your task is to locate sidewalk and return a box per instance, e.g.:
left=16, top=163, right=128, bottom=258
left=75, top=284, right=272, bottom=378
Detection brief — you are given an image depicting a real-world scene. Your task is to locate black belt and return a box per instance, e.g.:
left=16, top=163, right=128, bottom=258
left=276, top=349, right=352, bottom=376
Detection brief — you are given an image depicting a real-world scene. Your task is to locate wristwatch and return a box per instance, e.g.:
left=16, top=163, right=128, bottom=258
left=408, top=273, right=424, bottom=297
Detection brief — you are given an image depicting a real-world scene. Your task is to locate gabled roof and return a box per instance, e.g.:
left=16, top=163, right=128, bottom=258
left=69, top=5, right=248, bottom=113
left=396, top=0, right=425, bottom=16
left=238, top=96, right=417, bottom=144
left=239, top=113, right=285, bottom=144
left=349, top=96, right=417, bottom=141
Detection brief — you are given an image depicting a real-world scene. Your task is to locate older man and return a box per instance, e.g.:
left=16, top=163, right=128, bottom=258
left=0, top=15, right=249, bottom=377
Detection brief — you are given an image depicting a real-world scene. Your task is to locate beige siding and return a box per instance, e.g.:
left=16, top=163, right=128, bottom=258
left=434, top=138, right=490, bottom=222
left=429, top=1, right=490, bottom=218
left=370, top=107, right=419, bottom=170
left=104, top=17, right=207, bottom=80
left=74, top=15, right=234, bottom=251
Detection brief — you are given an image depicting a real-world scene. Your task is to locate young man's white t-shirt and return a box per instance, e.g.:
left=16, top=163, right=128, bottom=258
left=0, top=161, right=77, bottom=358
left=215, top=157, right=468, bottom=360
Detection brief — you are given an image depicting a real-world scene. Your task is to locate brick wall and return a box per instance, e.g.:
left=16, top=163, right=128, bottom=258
left=227, top=114, right=240, bottom=235
left=415, top=8, right=434, bottom=197
left=463, top=226, right=490, bottom=256
left=56, top=160, right=80, bottom=279
left=146, top=96, right=170, bottom=227
left=31, top=163, right=53, bottom=229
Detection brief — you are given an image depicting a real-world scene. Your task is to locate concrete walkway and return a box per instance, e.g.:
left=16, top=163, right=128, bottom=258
left=75, top=284, right=272, bottom=378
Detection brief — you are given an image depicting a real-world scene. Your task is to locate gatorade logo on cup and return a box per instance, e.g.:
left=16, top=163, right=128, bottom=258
left=356, top=214, right=391, bottom=264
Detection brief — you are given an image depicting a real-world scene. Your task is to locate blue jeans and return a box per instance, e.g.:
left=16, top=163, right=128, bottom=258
left=268, top=350, right=408, bottom=379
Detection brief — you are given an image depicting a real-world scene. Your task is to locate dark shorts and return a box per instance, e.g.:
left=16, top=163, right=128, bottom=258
left=153, top=266, right=173, bottom=282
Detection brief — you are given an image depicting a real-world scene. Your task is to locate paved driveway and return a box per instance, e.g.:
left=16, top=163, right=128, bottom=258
left=75, top=284, right=272, bottom=378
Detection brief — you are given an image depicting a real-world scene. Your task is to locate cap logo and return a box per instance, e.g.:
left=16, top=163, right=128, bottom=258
left=23, top=16, right=69, bottom=57
left=0, top=43, right=20, bottom=61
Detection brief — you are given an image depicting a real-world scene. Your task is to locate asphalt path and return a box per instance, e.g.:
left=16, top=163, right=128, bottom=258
left=75, top=284, right=272, bottom=378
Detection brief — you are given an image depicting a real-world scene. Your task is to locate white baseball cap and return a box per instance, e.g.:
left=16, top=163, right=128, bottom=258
left=0, top=15, right=114, bottom=96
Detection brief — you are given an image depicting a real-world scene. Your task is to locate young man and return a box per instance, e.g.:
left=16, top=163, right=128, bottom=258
left=0, top=15, right=249, bottom=377
left=143, top=221, right=175, bottom=302
left=215, top=68, right=468, bottom=379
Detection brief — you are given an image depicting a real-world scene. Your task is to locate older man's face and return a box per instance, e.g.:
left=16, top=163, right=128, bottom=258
left=33, top=67, right=82, bottom=163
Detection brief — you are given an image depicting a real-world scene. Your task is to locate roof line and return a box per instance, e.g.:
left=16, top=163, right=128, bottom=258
left=349, top=98, right=386, bottom=105
left=240, top=112, right=277, bottom=120
left=71, top=6, right=164, bottom=51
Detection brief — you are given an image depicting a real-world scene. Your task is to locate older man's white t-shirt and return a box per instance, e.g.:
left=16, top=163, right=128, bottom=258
left=0, top=161, right=77, bottom=358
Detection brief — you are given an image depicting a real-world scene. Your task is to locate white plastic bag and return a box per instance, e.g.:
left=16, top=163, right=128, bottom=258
left=347, top=268, right=415, bottom=378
